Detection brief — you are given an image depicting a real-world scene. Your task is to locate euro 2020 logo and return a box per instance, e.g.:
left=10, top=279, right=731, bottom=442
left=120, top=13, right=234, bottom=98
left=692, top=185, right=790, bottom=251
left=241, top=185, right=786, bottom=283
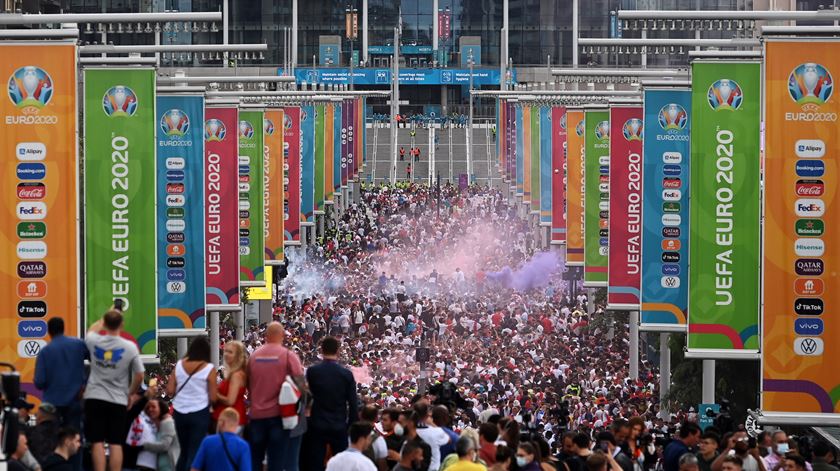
left=283, top=114, right=293, bottom=131
left=102, top=85, right=138, bottom=117
left=160, top=109, right=190, bottom=137
left=239, top=120, right=255, bottom=140
left=789, top=62, right=833, bottom=111
left=594, top=120, right=610, bottom=141
left=264, top=118, right=275, bottom=136
left=622, top=118, right=643, bottom=142
left=559, top=112, right=567, bottom=131
left=575, top=120, right=585, bottom=137
left=658, top=103, right=687, bottom=131
left=707, top=79, right=742, bottom=111
left=8, top=66, right=53, bottom=112
left=205, top=119, right=226, bottom=142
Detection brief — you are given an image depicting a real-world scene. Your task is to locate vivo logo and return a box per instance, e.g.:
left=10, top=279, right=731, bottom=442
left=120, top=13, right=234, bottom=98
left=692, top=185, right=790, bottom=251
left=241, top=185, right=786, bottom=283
left=662, top=264, right=680, bottom=276
left=794, top=318, right=824, bottom=336
left=18, top=320, right=47, bottom=338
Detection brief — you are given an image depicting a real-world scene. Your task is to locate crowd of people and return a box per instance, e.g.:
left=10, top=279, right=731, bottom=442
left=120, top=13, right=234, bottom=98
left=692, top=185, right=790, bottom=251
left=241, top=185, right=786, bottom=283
left=14, top=183, right=837, bottom=471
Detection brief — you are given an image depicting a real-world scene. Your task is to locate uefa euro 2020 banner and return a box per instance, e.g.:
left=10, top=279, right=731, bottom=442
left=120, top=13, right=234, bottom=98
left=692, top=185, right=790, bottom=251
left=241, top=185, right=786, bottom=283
left=300, top=105, right=315, bottom=223
left=539, top=106, right=552, bottom=226
left=314, top=104, right=325, bottom=213
left=687, top=61, right=760, bottom=356
left=565, top=109, right=585, bottom=265
left=238, top=110, right=265, bottom=286
left=530, top=105, right=540, bottom=214
left=763, top=40, right=840, bottom=417
left=156, top=95, right=206, bottom=330
left=324, top=104, right=335, bottom=203
left=264, top=109, right=285, bottom=264
left=1, top=43, right=79, bottom=387
left=607, top=105, right=643, bottom=311
left=583, top=109, right=609, bottom=287
left=204, top=107, right=240, bottom=307
left=551, top=106, right=567, bottom=245
left=84, top=68, right=157, bottom=354
left=515, top=104, right=524, bottom=196
left=640, top=88, right=691, bottom=331
left=283, top=106, right=301, bottom=245
left=333, top=101, right=343, bottom=193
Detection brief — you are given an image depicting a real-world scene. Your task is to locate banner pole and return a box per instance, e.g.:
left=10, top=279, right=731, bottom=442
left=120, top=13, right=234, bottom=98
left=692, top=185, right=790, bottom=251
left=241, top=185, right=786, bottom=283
left=177, top=338, right=188, bottom=358
left=210, top=311, right=220, bottom=367
left=659, top=333, right=671, bottom=419
left=236, top=305, right=245, bottom=341
left=702, top=359, right=716, bottom=404
left=629, top=310, right=639, bottom=380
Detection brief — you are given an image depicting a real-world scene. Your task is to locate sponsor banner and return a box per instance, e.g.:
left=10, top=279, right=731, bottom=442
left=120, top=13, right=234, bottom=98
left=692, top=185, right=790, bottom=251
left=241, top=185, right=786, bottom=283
left=498, top=99, right=505, bottom=179
left=640, top=88, right=691, bottom=329
left=763, top=40, right=840, bottom=415
left=355, top=98, right=363, bottom=178
left=565, top=110, right=585, bottom=264
left=156, top=95, right=205, bottom=329
left=584, top=109, right=610, bottom=286
left=607, top=106, right=643, bottom=310
left=204, top=107, right=241, bottom=306
left=1, top=43, right=79, bottom=386
left=300, top=105, right=315, bottom=222
left=530, top=105, right=541, bottom=213
left=551, top=106, right=567, bottom=244
left=84, top=68, right=157, bottom=354
left=324, top=104, right=335, bottom=202
left=515, top=104, right=524, bottom=195
left=333, top=102, right=343, bottom=192
left=238, top=110, right=265, bottom=284
left=264, top=109, right=285, bottom=263
left=539, top=106, right=552, bottom=225
left=688, top=61, right=761, bottom=353
left=283, top=107, right=301, bottom=243
left=345, top=99, right=355, bottom=184
left=314, top=104, right=325, bottom=212
left=243, top=265, right=273, bottom=300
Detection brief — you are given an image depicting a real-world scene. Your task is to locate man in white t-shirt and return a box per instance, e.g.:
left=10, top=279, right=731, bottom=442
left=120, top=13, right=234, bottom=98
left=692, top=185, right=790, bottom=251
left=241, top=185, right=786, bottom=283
left=325, top=422, right=377, bottom=471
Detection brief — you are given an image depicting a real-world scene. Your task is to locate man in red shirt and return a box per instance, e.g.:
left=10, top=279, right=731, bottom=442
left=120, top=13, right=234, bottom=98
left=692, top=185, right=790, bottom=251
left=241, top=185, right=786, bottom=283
left=247, top=322, right=305, bottom=471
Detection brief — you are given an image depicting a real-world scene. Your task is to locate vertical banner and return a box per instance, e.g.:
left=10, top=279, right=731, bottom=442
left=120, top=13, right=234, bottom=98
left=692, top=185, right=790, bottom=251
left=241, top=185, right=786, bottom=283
left=530, top=106, right=541, bottom=214
left=314, top=104, right=325, bottom=214
left=341, top=100, right=350, bottom=187
left=238, top=110, right=265, bottom=286
left=156, top=95, right=205, bottom=329
left=688, top=61, right=760, bottom=355
left=583, top=109, right=610, bottom=287
left=640, top=88, right=691, bottom=330
left=333, top=102, right=343, bottom=192
left=355, top=98, right=363, bottom=178
left=763, top=40, right=840, bottom=416
left=300, top=104, right=315, bottom=224
left=539, top=106, right=552, bottom=225
left=324, top=104, right=335, bottom=203
left=283, top=106, right=301, bottom=245
left=607, top=105, right=643, bottom=310
left=565, top=110, right=585, bottom=264
left=205, top=107, right=241, bottom=306
left=498, top=99, right=506, bottom=179
left=347, top=99, right=357, bottom=183
left=1, top=44, right=78, bottom=387
left=508, top=101, right=516, bottom=183
left=551, top=106, right=567, bottom=245
left=515, top=104, right=524, bottom=196
left=264, top=109, right=285, bottom=264
left=84, top=68, right=157, bottom=354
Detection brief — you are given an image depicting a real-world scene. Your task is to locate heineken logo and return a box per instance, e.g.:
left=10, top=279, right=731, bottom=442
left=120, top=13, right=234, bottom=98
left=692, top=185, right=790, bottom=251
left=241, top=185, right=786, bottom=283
left=795, top=219, right=824, bottom=236
left=17, top=221, right=46, bottom=239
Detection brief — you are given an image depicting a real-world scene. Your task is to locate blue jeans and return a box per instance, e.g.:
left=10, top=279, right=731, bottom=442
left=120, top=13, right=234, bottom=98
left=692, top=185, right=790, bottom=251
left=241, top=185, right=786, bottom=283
left=174, top=409, right=210, bottom=471
left=248, top=417, right=298, bottom=471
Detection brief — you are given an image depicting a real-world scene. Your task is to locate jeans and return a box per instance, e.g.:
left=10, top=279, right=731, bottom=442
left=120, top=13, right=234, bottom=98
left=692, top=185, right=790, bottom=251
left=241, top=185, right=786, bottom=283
left=248, top=417, right=297, bottom=471
left=56, top=402, right=83, bottom=471
left=301, top=427, right=348, bottom=471
left=174, top=408, right=210, bottom=471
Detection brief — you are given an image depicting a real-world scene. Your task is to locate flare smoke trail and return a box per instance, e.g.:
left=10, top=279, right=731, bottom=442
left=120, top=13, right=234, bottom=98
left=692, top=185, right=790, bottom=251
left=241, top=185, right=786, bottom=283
left=485, top=251, right=563, bottom=292
left=280, top=248, right=345, bottom=300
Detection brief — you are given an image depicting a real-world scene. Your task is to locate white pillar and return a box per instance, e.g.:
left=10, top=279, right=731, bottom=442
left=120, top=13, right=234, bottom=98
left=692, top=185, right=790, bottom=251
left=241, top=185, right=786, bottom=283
left=572, top=0, right=579, bottom=67
left=362, top=0, right=369, bottom=65
left=317, top=213, right=324, bottom=238
left=659, top=333, right=671, bottom=420
left=503, top=0, right=509, bottom=87
left=433, top=0, right=439, bottom=57
left=222, top=0, right=229, bottom=67
left=210, top=311, right=220, bottom=367
left=629, top=311, right=639, bottom=380
left=702, top=360, right=716, bottom=404
left=177, top=338, right=188, bottom=358
left=292, top=0, right=298, bottom=69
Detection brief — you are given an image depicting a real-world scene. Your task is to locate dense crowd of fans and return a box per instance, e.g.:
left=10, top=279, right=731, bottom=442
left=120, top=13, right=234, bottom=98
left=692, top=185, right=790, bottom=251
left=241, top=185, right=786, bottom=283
left=15, top=183, right=838, bottom=471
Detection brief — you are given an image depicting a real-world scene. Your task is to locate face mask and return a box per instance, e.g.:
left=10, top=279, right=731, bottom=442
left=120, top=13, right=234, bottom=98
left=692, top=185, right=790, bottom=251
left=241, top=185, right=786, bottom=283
left=394, top=424, right=405, bottom=436
left=516, top=457, right=530, bottom=467
left=777, top=443, right=789, bottom=454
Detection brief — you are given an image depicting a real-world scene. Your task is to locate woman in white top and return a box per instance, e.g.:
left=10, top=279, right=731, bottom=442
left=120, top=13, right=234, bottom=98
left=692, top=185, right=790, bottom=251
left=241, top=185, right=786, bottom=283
left=166, top=336, right=217, bottom=471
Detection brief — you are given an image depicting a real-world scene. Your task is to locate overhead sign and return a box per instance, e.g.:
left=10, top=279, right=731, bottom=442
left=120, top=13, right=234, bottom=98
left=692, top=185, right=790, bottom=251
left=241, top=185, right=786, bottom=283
left=84, top=68, right=157, bottom=354
left=687, top=61, right=761, bottom=356
left=583, top=109, right=610, bottom=287
left=292, top=68, right=513, bottom=86
left=640, top=88, right=691, bottom=331
left=763, top=40, right=840, bottom=417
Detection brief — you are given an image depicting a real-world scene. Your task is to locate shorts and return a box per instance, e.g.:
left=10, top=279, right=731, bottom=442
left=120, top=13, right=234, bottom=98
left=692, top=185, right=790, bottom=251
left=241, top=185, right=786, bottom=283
left=84, top=398, right=128, bottom=444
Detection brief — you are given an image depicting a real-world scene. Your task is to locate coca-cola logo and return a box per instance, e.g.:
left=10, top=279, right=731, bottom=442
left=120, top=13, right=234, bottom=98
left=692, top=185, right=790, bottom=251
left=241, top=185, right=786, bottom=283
left=796, top=179, right=824, bottom=196
left=17, top=183, right=45, bottom=200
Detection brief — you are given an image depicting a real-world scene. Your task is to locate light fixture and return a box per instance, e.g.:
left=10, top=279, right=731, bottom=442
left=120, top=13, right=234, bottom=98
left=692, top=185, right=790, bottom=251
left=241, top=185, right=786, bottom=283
left=210, top=22, right=219, bottom=32
left=107, top=23, right=115, bottom=33
left=163, top=22, right=171, bottom=32
left=85, top=23, right=92, bottom=33
left=202, top=22, right=209, bottom=32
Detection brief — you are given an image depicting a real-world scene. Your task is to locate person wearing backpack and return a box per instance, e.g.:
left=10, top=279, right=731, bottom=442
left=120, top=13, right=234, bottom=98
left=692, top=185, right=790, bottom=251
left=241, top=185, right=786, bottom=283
left=246, top=322, right=305, bottom=471
left=166, top=337, right=218, bottom=471
left=190, top=408, right=250, bottom=471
